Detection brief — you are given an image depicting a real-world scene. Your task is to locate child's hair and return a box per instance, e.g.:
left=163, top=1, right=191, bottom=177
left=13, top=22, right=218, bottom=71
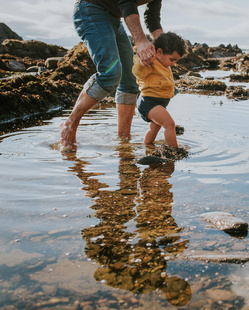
left=153, top=31, right=188, bottom=57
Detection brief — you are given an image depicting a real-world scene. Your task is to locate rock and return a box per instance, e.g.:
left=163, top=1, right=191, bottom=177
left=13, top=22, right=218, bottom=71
left=205, top=76, right=214, bottom=80
left=45, top=57, right=64, bottom=69
left=205, top=58, right=220, bottom=69
left=226, top=86, right=249, bottom=100
left=6, top=59, right=26, bottom=72
left=239, top=54, right=249, bottom=76
left=0, top=73, right=81, bottom=123
left=176, top=76, right=227, bottom=93
left=0, top=54, right=45, bottom=72
left=177, top=49, right=207, bottom=71
left=0, top=42, right=95, bottom=124
left=40, top=297, right=69, bottom=307
left=201, top=211, right=248, bottom=233
left=183, top=252, right=249, bottom=263
left=0, top=43, right=6, bottom=54
left=162, top=276, right=192, bottom=307
left=26, top=66, right=48, bottom=74
left=71, top=301, right=81, bottom=310
left=137, top=155, right=168, bottom=165
left=231, top=243, right=246, bottom=251
left=2, top=39, right=67, bottom=59
left=192, top=43, right=209, bottom=58
left=219, top=58, right=237, bottom=69
left=51, top=42, right=96, bottom=84
left=192, top=43, right=242, bottom=59
left=206, top=288, right=237, bottom=302
left=186, top=71, right=202, bottom=78
left=0, top=23, right=22, bottom=43
left=26, top=66, right=40, bottom=73
left=229, top=74, right=249, bottom=82
left=207, top=44, right=242, bottom=58
left=175, top=125, right=184, bottom=135
left=152, top=145, right=189, bottom=161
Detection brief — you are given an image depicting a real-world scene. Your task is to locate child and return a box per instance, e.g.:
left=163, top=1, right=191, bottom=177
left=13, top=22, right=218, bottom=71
left=132, top=32, right=188, bottom=147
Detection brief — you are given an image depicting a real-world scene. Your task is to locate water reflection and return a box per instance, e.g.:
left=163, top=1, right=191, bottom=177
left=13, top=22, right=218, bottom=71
left=62, top=142, right=192, bottom=307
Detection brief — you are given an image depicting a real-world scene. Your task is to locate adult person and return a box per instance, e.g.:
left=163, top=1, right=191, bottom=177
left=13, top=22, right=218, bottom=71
left=60, top=0, right=164, bottom=147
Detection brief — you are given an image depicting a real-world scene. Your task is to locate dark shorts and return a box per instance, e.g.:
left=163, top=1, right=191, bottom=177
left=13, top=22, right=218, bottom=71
left=137, top=96, right=170, bottom=122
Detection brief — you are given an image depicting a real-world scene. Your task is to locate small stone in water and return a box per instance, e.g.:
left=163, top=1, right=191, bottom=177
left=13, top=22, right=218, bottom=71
left=137, top=155, right=168, bottom=165
left=201, top=211, right=248, bottom=233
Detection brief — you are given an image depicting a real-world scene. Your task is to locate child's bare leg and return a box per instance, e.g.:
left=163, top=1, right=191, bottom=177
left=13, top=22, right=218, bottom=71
left=147, top=106, right=178, bottom=147
left=144, top=121, right=161, bottom=144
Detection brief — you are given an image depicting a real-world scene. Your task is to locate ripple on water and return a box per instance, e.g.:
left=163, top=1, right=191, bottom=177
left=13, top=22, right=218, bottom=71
left=167, top=94, right=249, bottom=184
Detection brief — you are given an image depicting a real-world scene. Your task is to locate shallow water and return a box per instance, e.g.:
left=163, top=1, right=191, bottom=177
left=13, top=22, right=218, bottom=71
left=1, top=73, right=249, bottom=309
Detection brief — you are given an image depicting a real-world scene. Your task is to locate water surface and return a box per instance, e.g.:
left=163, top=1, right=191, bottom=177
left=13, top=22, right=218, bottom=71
left=1, top=74, right=249, bottom=309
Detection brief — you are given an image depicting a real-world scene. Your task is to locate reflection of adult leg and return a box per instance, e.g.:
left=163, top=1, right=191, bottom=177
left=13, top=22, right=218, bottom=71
left=115, top=22, right=139, bottom=138
left=60, top=2, right=123, bottom=146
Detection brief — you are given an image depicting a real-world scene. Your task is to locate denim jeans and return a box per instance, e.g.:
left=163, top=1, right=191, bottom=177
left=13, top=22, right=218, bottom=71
left=73, top=1, right=139, bottom=104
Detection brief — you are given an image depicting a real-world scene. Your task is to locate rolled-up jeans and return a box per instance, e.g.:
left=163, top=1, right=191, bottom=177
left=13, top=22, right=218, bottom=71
left=73, top=0, right=139, bottom=104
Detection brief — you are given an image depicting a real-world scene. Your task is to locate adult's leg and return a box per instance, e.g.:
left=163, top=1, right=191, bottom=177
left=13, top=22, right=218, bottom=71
left=147, top=105, right=178, bottom=147
left=60, top=2, right=123, bottom=146
left=60, top=92, right=98, bottom=146
left=116, top=103, right=136, bottom=138
left=115, top=22, right=139, bottom=138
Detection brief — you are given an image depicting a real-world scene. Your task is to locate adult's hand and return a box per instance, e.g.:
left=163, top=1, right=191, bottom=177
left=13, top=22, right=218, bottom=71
left=125, top=14, right=156, bottom=67
left=136, top=39, right=156, bottom=67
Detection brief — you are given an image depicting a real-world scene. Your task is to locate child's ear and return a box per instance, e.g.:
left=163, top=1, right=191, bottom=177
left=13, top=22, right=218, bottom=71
left=156, top=48, right=163, bottom=56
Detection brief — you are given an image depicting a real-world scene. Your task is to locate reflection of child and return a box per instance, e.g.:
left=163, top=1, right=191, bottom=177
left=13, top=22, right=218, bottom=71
left=132, top=32, right=188, bottom=147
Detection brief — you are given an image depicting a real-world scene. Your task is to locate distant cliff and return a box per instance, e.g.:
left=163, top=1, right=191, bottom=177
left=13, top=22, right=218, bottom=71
left=0, top=23, right=23, bottom=43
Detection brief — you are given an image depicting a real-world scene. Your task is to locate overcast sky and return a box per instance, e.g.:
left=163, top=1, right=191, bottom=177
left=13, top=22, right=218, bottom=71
left=0, top=0, right=248, bottom=50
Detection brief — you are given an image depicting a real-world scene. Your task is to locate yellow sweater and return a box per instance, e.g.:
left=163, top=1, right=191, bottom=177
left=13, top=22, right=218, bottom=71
left=132, top=55, right=175, bottom=98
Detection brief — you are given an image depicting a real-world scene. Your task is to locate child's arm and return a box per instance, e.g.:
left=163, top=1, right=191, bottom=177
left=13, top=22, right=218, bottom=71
left=132, top=55, right=152, bottom=79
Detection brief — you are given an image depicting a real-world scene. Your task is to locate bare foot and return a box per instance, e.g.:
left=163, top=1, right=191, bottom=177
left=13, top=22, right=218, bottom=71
left=59, top=119, right=77, bottom=147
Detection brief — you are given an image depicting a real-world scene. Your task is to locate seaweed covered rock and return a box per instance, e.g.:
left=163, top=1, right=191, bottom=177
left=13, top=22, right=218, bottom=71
left=193, top=43, right=242, bottom=59
left=2, top=39, right=67, bottom=59
left=229, top=74, right=249, bottom=82
left=226, top=86, right=249, bottom=100
left=219, top=58, right=237, bottom=70
left=152, top=145, right=189, bottom=161
left=50, top=42, right=96, bottom=84
left=177, top=48, right=207, bottom=71
left=176, top=76, right=227, bottom=94
left=0, top=73, right=82, bottom=123
left=207, top=44, right=242, bottom=58
left=0, top=42, right=97, bottom=123
left=0, top=54, right=44, bottom=71
left=238, top=54, right=249, bottom=76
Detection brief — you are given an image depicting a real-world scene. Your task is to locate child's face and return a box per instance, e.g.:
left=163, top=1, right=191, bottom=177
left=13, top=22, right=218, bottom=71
left=156, top=49, right=181, bottom=67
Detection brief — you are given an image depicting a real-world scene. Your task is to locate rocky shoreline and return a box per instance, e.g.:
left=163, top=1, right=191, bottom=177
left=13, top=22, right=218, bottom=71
left=0, top=24, right=249, bottom=126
